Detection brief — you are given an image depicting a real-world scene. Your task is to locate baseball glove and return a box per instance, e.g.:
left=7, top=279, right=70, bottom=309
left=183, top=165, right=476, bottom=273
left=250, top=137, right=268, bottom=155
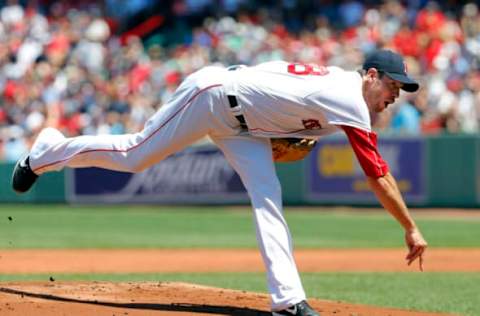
left=271, top=138, right=317, bottom=162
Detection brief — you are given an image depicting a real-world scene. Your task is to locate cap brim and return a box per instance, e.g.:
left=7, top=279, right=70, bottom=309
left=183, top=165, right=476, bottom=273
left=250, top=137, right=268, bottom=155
left=385, top=72, right=419, bottom=92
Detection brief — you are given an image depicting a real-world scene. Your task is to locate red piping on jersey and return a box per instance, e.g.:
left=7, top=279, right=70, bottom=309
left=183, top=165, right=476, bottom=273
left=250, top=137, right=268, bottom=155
left=33, top=84, right=222, bottom=173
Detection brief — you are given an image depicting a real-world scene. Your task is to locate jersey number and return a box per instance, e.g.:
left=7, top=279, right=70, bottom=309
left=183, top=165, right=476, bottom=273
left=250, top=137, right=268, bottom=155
left=287, top=63, right=329, bottom=76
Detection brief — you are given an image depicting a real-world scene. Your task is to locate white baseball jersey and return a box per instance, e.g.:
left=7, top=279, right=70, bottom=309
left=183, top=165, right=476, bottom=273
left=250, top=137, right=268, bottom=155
left=224, top=61, right=371, bottom=139
left=224, top=61, right=388, bottom=178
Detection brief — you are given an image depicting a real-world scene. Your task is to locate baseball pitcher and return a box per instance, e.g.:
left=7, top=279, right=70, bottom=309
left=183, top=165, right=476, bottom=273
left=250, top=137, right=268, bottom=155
left=12, top=49, right=427, bottom=316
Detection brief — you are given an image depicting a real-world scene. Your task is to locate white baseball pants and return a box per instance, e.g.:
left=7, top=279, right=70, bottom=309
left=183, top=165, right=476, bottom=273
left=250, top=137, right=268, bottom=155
left=28, top=66, right=306, bottom=310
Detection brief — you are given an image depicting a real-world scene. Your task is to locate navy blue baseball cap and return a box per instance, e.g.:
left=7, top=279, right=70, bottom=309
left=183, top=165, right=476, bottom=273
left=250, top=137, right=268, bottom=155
left=363, top=49, right=419, bottom=92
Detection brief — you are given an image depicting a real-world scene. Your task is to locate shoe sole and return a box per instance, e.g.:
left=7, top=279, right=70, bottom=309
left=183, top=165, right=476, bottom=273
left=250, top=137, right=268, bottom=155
left=11, top=155, right=29, bottom=194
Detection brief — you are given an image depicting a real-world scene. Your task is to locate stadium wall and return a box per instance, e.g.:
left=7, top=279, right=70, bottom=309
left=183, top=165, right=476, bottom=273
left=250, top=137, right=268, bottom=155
left=1, top=135, right=479, bottom=207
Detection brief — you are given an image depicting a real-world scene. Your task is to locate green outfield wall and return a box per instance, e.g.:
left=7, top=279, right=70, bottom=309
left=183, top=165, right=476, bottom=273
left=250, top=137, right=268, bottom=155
left=426, top=135, right=479, bottom=207
left=0, top=164, right=66, bottom=203
left=282, top=134, right=480, bottom=207
left=1, top=135, right=479, bottom=207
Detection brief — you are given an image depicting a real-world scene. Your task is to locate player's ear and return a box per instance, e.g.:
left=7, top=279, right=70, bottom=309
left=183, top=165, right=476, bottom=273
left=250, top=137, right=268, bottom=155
left=366, top=68, right=378, bottom=77
left=365, top=68, right=379, bottom=83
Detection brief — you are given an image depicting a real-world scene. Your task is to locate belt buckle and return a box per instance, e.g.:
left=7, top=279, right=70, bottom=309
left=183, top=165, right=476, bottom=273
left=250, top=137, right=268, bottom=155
left=227, top=95, right=247, bottom=130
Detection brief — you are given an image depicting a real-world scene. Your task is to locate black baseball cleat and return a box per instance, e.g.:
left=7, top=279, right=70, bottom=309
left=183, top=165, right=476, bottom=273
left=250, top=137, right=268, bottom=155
left=272, top=300, right=320, bottom=316
left=11, top=156, right=38, bottom=193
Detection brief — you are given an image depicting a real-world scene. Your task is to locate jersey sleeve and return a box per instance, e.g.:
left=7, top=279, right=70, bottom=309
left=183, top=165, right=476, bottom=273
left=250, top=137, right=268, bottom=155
left=340, top=125, right=389, bottom=178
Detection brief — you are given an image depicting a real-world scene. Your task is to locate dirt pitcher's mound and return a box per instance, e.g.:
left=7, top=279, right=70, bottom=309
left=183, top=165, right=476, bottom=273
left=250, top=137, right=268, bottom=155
left=0, top=281, right=453, bottom=316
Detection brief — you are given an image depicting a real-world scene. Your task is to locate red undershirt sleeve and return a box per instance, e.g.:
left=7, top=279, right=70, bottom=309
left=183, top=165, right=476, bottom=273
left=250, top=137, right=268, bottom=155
left=340, top=125, right=389, bottom=178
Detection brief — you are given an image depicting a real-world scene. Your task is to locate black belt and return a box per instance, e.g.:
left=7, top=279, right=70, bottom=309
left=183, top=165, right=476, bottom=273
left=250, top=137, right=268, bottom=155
left=227, top=65, right=248, bottom=130
left=227, top=95, right=248, bottom=130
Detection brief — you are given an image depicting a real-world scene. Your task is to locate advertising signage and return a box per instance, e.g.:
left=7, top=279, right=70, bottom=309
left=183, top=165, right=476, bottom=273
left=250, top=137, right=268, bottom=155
left=67, top=145, right=248, bottom=204
left=306, top=135, right=426, bottom=204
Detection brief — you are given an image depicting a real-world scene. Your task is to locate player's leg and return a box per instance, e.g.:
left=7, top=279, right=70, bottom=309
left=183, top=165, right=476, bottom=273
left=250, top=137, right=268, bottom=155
left=11, top=77, right=225, bottom=193
left=212, top=135, right=308, bottom=311
left=37, top=89, right=217, bottom=172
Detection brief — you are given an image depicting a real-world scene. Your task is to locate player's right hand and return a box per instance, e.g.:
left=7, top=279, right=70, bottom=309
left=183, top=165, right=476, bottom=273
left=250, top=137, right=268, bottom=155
left=404, top=227, right=428, bottom=271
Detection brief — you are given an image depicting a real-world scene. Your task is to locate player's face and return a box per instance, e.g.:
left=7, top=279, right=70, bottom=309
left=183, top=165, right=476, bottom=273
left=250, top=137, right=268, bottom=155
left=379, top=75, right=402, bottom=110
left=364, top=70, right=402, bottom=113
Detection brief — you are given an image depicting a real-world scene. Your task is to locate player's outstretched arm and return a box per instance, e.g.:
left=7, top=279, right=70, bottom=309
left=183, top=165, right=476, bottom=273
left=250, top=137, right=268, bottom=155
left=367, top=172, right=428, bottom=271
left=340, top=126, right=428, bottom=270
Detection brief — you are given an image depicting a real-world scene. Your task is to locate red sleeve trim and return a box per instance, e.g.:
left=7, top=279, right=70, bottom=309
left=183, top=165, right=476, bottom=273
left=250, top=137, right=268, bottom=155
left=340, top=125, right=389, bottom=178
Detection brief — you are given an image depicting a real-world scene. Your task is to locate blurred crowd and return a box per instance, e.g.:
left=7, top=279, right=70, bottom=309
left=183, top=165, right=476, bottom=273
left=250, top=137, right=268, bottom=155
left=1, top=0, right=480, bottom=161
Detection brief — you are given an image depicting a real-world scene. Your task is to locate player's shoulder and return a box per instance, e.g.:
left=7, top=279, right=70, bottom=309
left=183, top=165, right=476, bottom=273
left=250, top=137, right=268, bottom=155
left=325, top=66, right=357, bottom=76
left=325, top=67, right=362, bottom=84
left=325, top=65, right=344, bottom=73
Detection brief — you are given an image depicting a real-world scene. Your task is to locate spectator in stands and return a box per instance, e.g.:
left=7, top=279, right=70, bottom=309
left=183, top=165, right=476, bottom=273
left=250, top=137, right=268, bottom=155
left=1, top=0, right=480, bottom=162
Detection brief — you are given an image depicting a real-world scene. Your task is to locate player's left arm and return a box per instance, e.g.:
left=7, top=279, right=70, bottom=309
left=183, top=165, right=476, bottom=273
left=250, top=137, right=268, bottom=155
left=340, top=125, right=428, bottom=271
left=366, top=172, right=428, bottom=271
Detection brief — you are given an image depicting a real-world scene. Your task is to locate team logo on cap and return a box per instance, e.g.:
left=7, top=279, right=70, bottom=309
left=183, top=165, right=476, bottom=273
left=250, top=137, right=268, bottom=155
left=403, top=61, right=408, bottom=73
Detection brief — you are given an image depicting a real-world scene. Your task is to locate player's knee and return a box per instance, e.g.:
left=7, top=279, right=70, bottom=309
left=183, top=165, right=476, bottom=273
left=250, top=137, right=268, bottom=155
left=245, top=176, right=282, bottom=198
left=124, top=155, right=149, bottom=173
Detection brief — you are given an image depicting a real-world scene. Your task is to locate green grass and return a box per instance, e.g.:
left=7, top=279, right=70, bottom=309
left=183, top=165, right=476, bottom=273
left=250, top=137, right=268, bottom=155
left=0, top=204, right=478, bottom=315
left=0, top=272, right=477, bottom=316
left=0, top=204, right=479, bottom=249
